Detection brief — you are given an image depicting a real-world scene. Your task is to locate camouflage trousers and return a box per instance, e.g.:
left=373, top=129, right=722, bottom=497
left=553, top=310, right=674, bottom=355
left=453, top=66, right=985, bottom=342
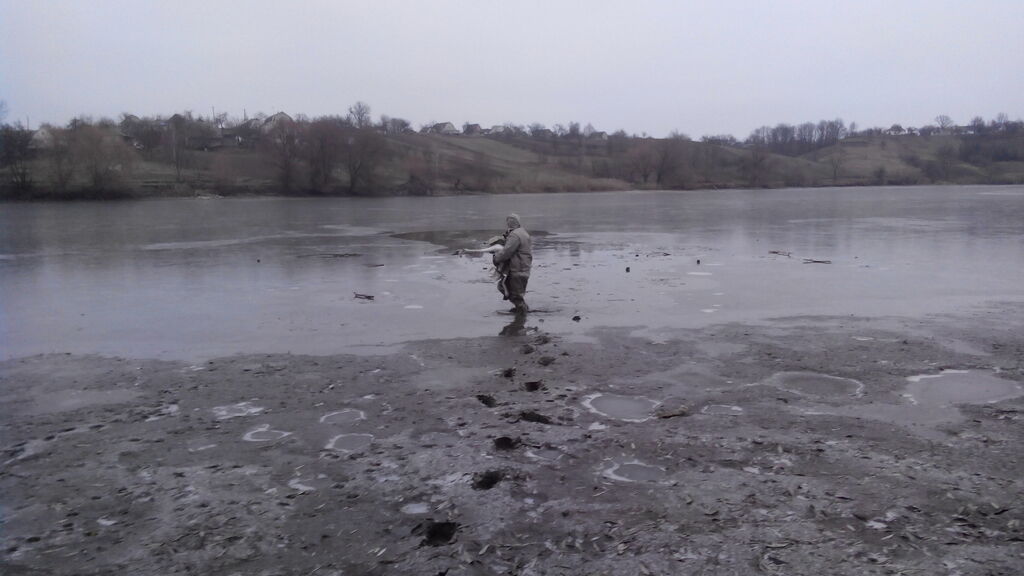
left=501, top=275, right=530, bottom=311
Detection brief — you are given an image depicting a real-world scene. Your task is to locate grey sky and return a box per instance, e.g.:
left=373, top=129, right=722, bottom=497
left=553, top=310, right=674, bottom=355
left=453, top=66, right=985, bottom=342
left=2, top=0, right=1022, bottom=138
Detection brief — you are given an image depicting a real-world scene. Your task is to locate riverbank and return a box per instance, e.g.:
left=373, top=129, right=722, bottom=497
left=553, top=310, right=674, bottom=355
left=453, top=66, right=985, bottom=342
left=6, top=130, right=1024, bottom=202
left=2, top=306, right=1023, bottom=575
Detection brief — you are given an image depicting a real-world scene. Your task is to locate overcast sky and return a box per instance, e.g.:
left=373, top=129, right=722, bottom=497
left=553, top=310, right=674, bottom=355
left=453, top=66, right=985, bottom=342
left=2, top=0, right=1022, bottom=137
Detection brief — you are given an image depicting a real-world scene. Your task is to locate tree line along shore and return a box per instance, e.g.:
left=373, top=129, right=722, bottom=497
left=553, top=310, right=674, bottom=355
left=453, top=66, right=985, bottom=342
left=1, top=103, right=1022, bottom=200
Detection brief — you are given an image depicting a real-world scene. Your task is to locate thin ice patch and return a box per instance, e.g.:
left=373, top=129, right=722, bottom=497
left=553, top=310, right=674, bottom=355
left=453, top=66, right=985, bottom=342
left=602, top=460, right=667, bottom=483
left=325, top=433, right=374, bottom=452
left=288, top=478, right=316, bottom=492
left=582, top=393, right=660, bottom=422
left=401, top=502, right=430, bottom=515
left=769, top=371, right=865, bottom=398
left=319, top=409, right=366, bottom=425
left=212, top=402, right=265, bottom=420
left=701, top=404, right=744, bottom=416
left=243, top=424, right=291, bottom=442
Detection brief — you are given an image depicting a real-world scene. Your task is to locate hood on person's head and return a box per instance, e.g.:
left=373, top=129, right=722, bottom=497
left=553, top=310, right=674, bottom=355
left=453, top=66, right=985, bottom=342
left=506, top=213, right=521, bottom=229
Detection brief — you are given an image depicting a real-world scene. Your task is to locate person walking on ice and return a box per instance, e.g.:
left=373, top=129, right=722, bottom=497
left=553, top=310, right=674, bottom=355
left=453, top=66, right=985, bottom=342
left=493, top=213, right=532, bottom=314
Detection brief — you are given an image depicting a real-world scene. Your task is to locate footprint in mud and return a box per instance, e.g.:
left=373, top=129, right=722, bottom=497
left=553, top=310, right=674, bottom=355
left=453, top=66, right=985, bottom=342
left=700, top=405, right=744, bottom=416
left=325, top=433, right=374, bottom=453
left=602, top=460, right=667, bottom=483
left=518, top=411, right=553, bottom=424
left=319, top=409, right=366, bottom=425
left=769, top=372, right=865, bottom=398
left=243, top=424, right=292, bottom=442
left=493, top=436, right=521, bottom=451
left=212, top=402, right=265, bottom=420
left=582, top=393, right=659, bottom=422
left=415, top=520, right=459, bottom=547
left=472, top=470, right=504, bottom=490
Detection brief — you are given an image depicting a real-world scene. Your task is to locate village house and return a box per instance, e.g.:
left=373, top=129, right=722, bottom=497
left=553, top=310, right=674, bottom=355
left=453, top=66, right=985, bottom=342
left=429, top=122, right=460, bottom=135
left=28, top=127, right=55, bottom=151
left=259, top=112, right=295, bottom=135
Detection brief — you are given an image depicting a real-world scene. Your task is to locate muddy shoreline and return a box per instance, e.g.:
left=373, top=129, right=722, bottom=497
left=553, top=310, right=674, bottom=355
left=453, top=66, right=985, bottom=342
left=2, top=306, right=1023, bottom=575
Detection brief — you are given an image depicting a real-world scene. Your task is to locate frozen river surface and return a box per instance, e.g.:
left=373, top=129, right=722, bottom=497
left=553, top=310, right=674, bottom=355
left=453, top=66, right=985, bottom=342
left=2, top=186, right=1023, bottom=360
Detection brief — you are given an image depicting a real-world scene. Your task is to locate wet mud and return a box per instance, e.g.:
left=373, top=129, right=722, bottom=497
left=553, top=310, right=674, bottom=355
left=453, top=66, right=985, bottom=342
left=2, top=304, right=1024, bottom=575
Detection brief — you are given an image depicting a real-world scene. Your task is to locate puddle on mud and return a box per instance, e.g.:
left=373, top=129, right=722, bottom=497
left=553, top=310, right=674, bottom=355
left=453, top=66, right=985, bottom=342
left=804, top=370, right=1023, bottom=438
left=904, top=369, right=1022, bottom=407
left=319, top=409, right=366, bottom=425
left=243, top=425, right=291, bottom=442
left=602, top=460, right=667, bottom=483
left=213, top=402, right=265, bottom=420
left=770, top=372, right=865, bottom=398
left=325, top=433, right=374, bottom=452
left=700, top=404, right=744, bottom=416
left=582, top=393, right=659, bottom=422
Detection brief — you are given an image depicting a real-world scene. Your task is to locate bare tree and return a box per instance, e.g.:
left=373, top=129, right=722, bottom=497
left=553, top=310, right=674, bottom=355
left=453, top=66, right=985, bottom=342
left=163, top=113, right=194, bottom=182
left=379, top=115, right=411, bottom=135
left=742, top=145, right=771, bottom=187
left=72, top=123, right=136, bottom=190
left=342, top=127, right=388, bottom=195
left=627, top=139, right=658, bottom=184
left=829, top=143, right=845, bottom=185
left=259, top=117, right=301, bottom=192
left=654, top=136, right=690, bottom=187
left=389, top=117, right=411, bottom=134
left=935, top=115, right=954, bottom=131
left=347, top=102, right=372, bottom=130
left=936, top=143, right=958, bottom=179
left=305, top=116, right=346, bottom=191
left=47, top=125, right=77, bottom=192
left=0, top=122, right=34, bottom=191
